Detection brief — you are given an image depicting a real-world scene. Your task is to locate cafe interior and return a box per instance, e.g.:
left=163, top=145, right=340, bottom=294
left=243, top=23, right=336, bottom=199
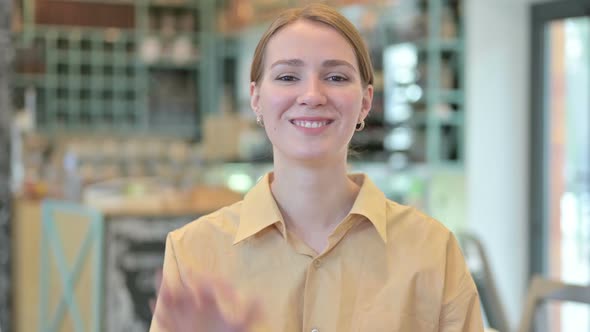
left=0, top=0, right=589, bottom=331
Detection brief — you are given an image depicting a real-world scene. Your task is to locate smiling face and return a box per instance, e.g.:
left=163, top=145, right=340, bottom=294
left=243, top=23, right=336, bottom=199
left=250, top=19, right=373, bottom=165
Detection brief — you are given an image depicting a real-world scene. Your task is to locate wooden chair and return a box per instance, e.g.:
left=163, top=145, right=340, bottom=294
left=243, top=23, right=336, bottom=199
left=517, top=275, right=590, bottom=332
left=457, top=232, right=511, bottom=332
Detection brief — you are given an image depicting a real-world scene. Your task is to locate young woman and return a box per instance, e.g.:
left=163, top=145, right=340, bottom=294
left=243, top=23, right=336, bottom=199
left=150, top=3, right=483, bottom=332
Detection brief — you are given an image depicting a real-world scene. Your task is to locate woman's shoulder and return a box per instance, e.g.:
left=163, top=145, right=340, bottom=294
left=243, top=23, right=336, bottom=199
left=163, top=200, right=245, bottom=272
left=355, top=173, right=452, bottom=242
left=384, top=199, right=453, bottom=245
left=168, top=200, right=245, bottom=246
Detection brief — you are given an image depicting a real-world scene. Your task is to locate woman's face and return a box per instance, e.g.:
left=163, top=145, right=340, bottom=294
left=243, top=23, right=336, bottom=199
left=250, top=19, right=373, bottom=164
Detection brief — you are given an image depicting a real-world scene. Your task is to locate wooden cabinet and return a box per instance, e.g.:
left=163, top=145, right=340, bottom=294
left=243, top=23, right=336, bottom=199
left=12, top=174, right=244, bottom=330
left=13, top=199, right=42, bottom=332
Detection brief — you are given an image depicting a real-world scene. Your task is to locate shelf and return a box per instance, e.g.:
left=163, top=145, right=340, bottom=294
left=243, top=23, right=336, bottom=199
left=438, top=90, right=463, bottom=104
left=393, top=38, right=463, bottom=53
left=21, top=25, right=135, bottom=38
left=427, top=89, right=463, bottom=104
left=441, top=112, right=464, bottom=126
left=53, top=51, right=136, bottom=66
left=141, top=1, right=200, bottom=10
left=144, top=60, right=200, bottom=70
left=404, top=161, right=464, bottom=173
left=13, top=74, right=44, bottom=86
left=217, top=36, right=240, bottom=57
left=425, top=39, right=464, bottom=52
left=395, top=111, right=462, bottom=127
left=139, top=32, right=201, bottom=40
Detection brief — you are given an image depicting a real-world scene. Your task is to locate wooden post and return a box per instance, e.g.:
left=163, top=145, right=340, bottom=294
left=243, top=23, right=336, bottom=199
left=0, top=0, right=13, bottom=330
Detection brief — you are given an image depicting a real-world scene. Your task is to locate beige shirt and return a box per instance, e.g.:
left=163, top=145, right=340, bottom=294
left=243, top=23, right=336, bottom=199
left=150, top=173, right=484, bottom=331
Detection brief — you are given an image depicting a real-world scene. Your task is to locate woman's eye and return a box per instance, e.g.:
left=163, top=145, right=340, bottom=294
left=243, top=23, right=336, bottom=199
left=277, top=75, right=298, bottom=82
left=327, top=75, right=348, bottom=82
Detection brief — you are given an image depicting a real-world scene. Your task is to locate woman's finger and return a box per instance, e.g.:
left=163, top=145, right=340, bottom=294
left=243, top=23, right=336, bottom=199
left=197, top=281, right=222, bottom=317
left=154, top=272, right=263, bottom=332
left=239, top=298, right=263, bottom=329
left=213, top=276, right=239, bottom=308
left=154, top=282, right=177, bottom=330
left=154, top=269, right=163, bottom=294
left=149, top=298, right=156, bottom=314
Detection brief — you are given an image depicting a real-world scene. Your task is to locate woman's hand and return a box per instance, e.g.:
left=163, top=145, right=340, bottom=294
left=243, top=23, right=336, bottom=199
left=153, top=273, right=262, bottom=332
left=149, top=269, right=163, bottom=314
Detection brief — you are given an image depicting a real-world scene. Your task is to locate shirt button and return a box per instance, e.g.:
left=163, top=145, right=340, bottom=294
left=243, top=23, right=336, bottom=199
left=313, top=259, right=321, bottom=268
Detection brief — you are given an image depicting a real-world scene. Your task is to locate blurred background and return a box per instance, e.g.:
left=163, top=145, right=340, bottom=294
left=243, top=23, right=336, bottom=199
left=0, top=0, right=588, bottom=331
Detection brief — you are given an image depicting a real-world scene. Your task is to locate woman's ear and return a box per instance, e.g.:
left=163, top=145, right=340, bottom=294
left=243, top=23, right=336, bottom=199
left=250, top=82, right=260, bottom=115
left=359, top=84, right=374, bottom=121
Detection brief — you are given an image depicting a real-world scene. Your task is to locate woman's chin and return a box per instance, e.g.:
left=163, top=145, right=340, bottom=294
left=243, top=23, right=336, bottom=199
left=275, top=148, right=345, bottom=166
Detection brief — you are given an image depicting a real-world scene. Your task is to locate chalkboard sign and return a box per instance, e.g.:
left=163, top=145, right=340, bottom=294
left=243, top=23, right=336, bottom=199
left=104, top=216, right=196, bottom=331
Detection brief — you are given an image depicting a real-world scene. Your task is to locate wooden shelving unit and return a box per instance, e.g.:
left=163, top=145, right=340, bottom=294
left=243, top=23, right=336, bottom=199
left=13, top=0, right=224, bottom=139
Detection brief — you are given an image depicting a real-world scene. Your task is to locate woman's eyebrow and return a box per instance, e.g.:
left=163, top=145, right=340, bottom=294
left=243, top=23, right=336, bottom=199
left=270, top=59, right=304, bottom=69
left=322, top=59, right=357, bottom=72
left=270, top=59, right=357, bottom=72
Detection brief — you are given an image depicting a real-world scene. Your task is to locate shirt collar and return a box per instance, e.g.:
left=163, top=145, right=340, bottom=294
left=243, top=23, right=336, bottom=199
left=233, top=172, right=388, bottom=245
left=234, top=173, right=285, bottom=245
left=347, top=174, right=388, bottom=243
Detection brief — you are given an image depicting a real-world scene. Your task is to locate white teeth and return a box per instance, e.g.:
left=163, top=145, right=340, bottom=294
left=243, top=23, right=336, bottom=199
left=293, top=120, right=329, bottom=128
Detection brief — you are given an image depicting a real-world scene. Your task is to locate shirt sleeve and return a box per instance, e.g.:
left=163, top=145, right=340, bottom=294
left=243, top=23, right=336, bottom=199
left=439, top=234, right=485, bottom=332
left=149, top=233, right=182, bottom=332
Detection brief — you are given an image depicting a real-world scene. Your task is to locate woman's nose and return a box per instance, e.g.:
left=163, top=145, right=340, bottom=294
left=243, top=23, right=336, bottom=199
left=296, top=78, right=327, bottom=107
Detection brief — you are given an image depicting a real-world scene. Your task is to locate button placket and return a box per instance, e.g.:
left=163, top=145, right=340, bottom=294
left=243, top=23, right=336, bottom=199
left=313, top=259, right=321, bottom=268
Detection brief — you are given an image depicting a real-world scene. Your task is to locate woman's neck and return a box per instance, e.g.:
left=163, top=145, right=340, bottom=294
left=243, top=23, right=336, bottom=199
left=270, top=159, right=360, bottom=235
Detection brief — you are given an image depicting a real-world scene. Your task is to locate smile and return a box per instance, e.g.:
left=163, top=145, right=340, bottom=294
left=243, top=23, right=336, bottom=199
left=290, top=120, right=332, bottom=128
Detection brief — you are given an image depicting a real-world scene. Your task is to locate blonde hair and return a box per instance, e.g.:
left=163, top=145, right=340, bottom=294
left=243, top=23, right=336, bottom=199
left=250, top=3, right=374, bottom=87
